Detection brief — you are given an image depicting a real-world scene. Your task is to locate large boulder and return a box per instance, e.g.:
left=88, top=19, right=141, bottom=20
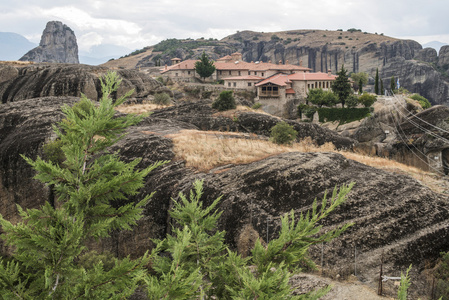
left=1, top=98, right=448, bottom=298
left=0, top=64, right=166, bottom=103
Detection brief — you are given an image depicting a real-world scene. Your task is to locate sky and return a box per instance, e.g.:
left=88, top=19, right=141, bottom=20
left=1, top=0, right=448, bottom=55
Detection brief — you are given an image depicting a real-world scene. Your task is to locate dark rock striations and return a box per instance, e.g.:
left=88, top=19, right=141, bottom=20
left=19, top=21, right=79, bottom=64
left=1, top=96, right=449, bottom=297
left=0, top=64, right=167, bottom=103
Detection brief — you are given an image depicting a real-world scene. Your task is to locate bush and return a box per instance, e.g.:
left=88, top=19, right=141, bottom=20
left=252, top=102, right=262, bottom=109
left=345, top=94, right=359, bottom=108
left=358, top=92, right=377, bottom=107
left=410, top=93, right=431, bottom=109
left=212, top=90, right=236, bottom=111
left=317, top=107, right=371, bottom=125
left=270, top=121, right=298, bottom=145
left=153, top=92, right=171, bottom=105
left=201, top=90, right=213, bottom=99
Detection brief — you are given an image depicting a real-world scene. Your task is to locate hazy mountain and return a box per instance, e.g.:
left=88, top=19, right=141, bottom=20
left=423, top=41, right=448, bottom=53
left=79, top=44, right=133, bottom=65
left=0, top=32, right=36, bottom=61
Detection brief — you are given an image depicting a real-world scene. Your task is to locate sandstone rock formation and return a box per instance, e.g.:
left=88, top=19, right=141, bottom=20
left=0, top=64, right=167, bottom=103
left=105, top=29, right=449, bottom=106
left=1, top=96, right=449, bottom=298
left=19, top=21, right=79, bottom=64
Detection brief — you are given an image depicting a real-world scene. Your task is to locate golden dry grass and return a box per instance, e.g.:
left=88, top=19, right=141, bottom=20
left=166, top=129, right=447, bottom=193
left=115, top=103, right=172, bottom=114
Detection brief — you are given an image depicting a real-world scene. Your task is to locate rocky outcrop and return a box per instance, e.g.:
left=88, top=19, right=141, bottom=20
left=0, top=64, right=167, bottom=103
left=1, top=97, right=449, bottom=298
left=19, top=21, right=79, bottom=64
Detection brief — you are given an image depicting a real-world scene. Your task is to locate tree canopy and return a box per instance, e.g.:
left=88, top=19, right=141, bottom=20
left=331, top=65, right=352, bottom=108
left=195, top=51, right=216, bottom=80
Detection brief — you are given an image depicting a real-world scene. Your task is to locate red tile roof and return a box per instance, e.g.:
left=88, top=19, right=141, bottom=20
left=286, top=88, right=295, bottom=94
left=255, top=73, right=290, bottom=87
left=288, top=72, right=337, bottom=81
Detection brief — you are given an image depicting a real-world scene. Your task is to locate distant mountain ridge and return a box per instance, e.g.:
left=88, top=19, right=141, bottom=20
left=0, top=32, right=36, bottom=61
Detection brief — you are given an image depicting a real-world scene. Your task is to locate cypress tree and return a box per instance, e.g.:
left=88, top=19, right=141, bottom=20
left=374, top=68, right=379, bottom=95
left=0, top=72, right=166, bottom=299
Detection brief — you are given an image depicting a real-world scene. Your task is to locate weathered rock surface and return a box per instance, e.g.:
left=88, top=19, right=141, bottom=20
left=1, top=97, right=449, bottom=298
left=105, top=29, right=449, bottom=106
left=0, top=64, right=167, bottom=103
left=19, top=21, right=79, bottom=64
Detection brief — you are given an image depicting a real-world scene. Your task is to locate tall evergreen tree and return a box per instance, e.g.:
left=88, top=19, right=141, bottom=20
left=374, top=68, right=379, bottom=95
left=380, top=79, right=384, bottom=95
left=331, top=65, right=352, bottom=108
left=195, top=51, right=216, bottom=81
left=390, top=76, right=396, bottom=92
left=358, top=78, right=363, bottom=94
left=0, top=72, right=166, bottom=299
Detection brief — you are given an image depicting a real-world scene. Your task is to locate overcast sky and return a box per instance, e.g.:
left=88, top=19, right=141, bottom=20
left=1, top=0, right=448, bottom=53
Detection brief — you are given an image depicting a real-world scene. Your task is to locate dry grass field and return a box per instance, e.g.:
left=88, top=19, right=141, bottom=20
left=116, top=104, right=448, bottom=194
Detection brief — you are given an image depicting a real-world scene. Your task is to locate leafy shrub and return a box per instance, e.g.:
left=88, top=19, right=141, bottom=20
left=410, top=93, right=431, bottom=109
left=270, top=121, right=298, bottom=145
left=252, top=102, right=262, bottom=109
left=358, top=92, right=377, bottom=107
left=271, top=34, right=281, bottom=41
left=345, top=94, right=359, bottom=108
left=153, top=92, right=171, bottom=105
left=212, top=90, right=236, bottom=111
left=317, top=107, right=371, bottom=125
left=435, top=252, right=449, bottom=299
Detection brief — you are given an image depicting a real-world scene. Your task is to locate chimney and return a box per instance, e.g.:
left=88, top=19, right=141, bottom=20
left=286, top=60, right=289, bottom=65
left=299, top=60, right=303, bottom=66
left=279, top=60, right=282, bottom=64
left=269, top=60, right=272, bottom=63
left=164, top=64, right=167, bottom=70
left=328, top=69, right=332, bottom=76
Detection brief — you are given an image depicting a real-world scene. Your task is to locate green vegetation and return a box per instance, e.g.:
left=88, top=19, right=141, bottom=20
left=390, top=76, right=396, bottom=92
left=152, top=38, right=221, bottom=58
left=270, top=121, right=298, bottom=145
left=350, top=72, right=368, bottom=93
left=145, top=180, right=354, bottom=299
left=345, top=94, right=359, bottom=108
left=195, top=51, right=216, bottom=80
left=271, top=34, right=281, bottom=41
left=297, top=104, right=317, bottom=120
left=375, top=68, right=379, bottom=95
left=410, top=93, right=432, bottom=109
left=397, top=265, right=412, bottom=300
left=0, top=72, right=167, bottom=299
left=212, top=90, right=236, bottom=111
left=317, top=107, right=371, bottom=125
left=347, top=28, right=362, bottom=33
left=331, top=65, right=352, bottom=108
left=252, top=102, right=262, bottom=109
left=153, top=92, right=171, bottom=105
left=121, top=47, right=151, bottom=58
left=307, top=88, right=338, bottom=107
left=358, top=92, right=377, bottom=108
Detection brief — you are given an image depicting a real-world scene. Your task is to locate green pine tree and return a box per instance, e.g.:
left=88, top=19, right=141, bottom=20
left=331, top=65, right=352, bottom=108
left=374, top=68, right=379, bottom=95
left=145, top=180, right=354, bottom=299
left=0, top=71, right=167, bottom=299
left=195, top=51, right=216, bottom=81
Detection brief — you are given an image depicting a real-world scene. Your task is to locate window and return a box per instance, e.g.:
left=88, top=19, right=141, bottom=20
left=219, top=70, right=222, bottom=75
left=238, top=71, right=241, bottom=76
left=254, top=72, right=257, bottom=76
left=229, top=71, right=232, bottom=75
left=261, top=73, right=264, bottom=77
left=175, top=73, right=178, bottom=77
left=233, top=82, right=236, bottom=87
left=228, top=82, right=231, bottom=87
left=248, top=71, right=251, bottom=75
left=260, top=85, right=279, bottom=97
left=248, top=82, right=252, bottom=87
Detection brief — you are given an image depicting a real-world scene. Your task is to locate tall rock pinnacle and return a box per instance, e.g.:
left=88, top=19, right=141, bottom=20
left=19, top=21, right=79, bottom=64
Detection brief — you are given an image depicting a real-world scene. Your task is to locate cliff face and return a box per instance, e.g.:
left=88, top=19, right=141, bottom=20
left=108, top=29, right=449, bottom=106
left=19, top=21, right=79, bottom=64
